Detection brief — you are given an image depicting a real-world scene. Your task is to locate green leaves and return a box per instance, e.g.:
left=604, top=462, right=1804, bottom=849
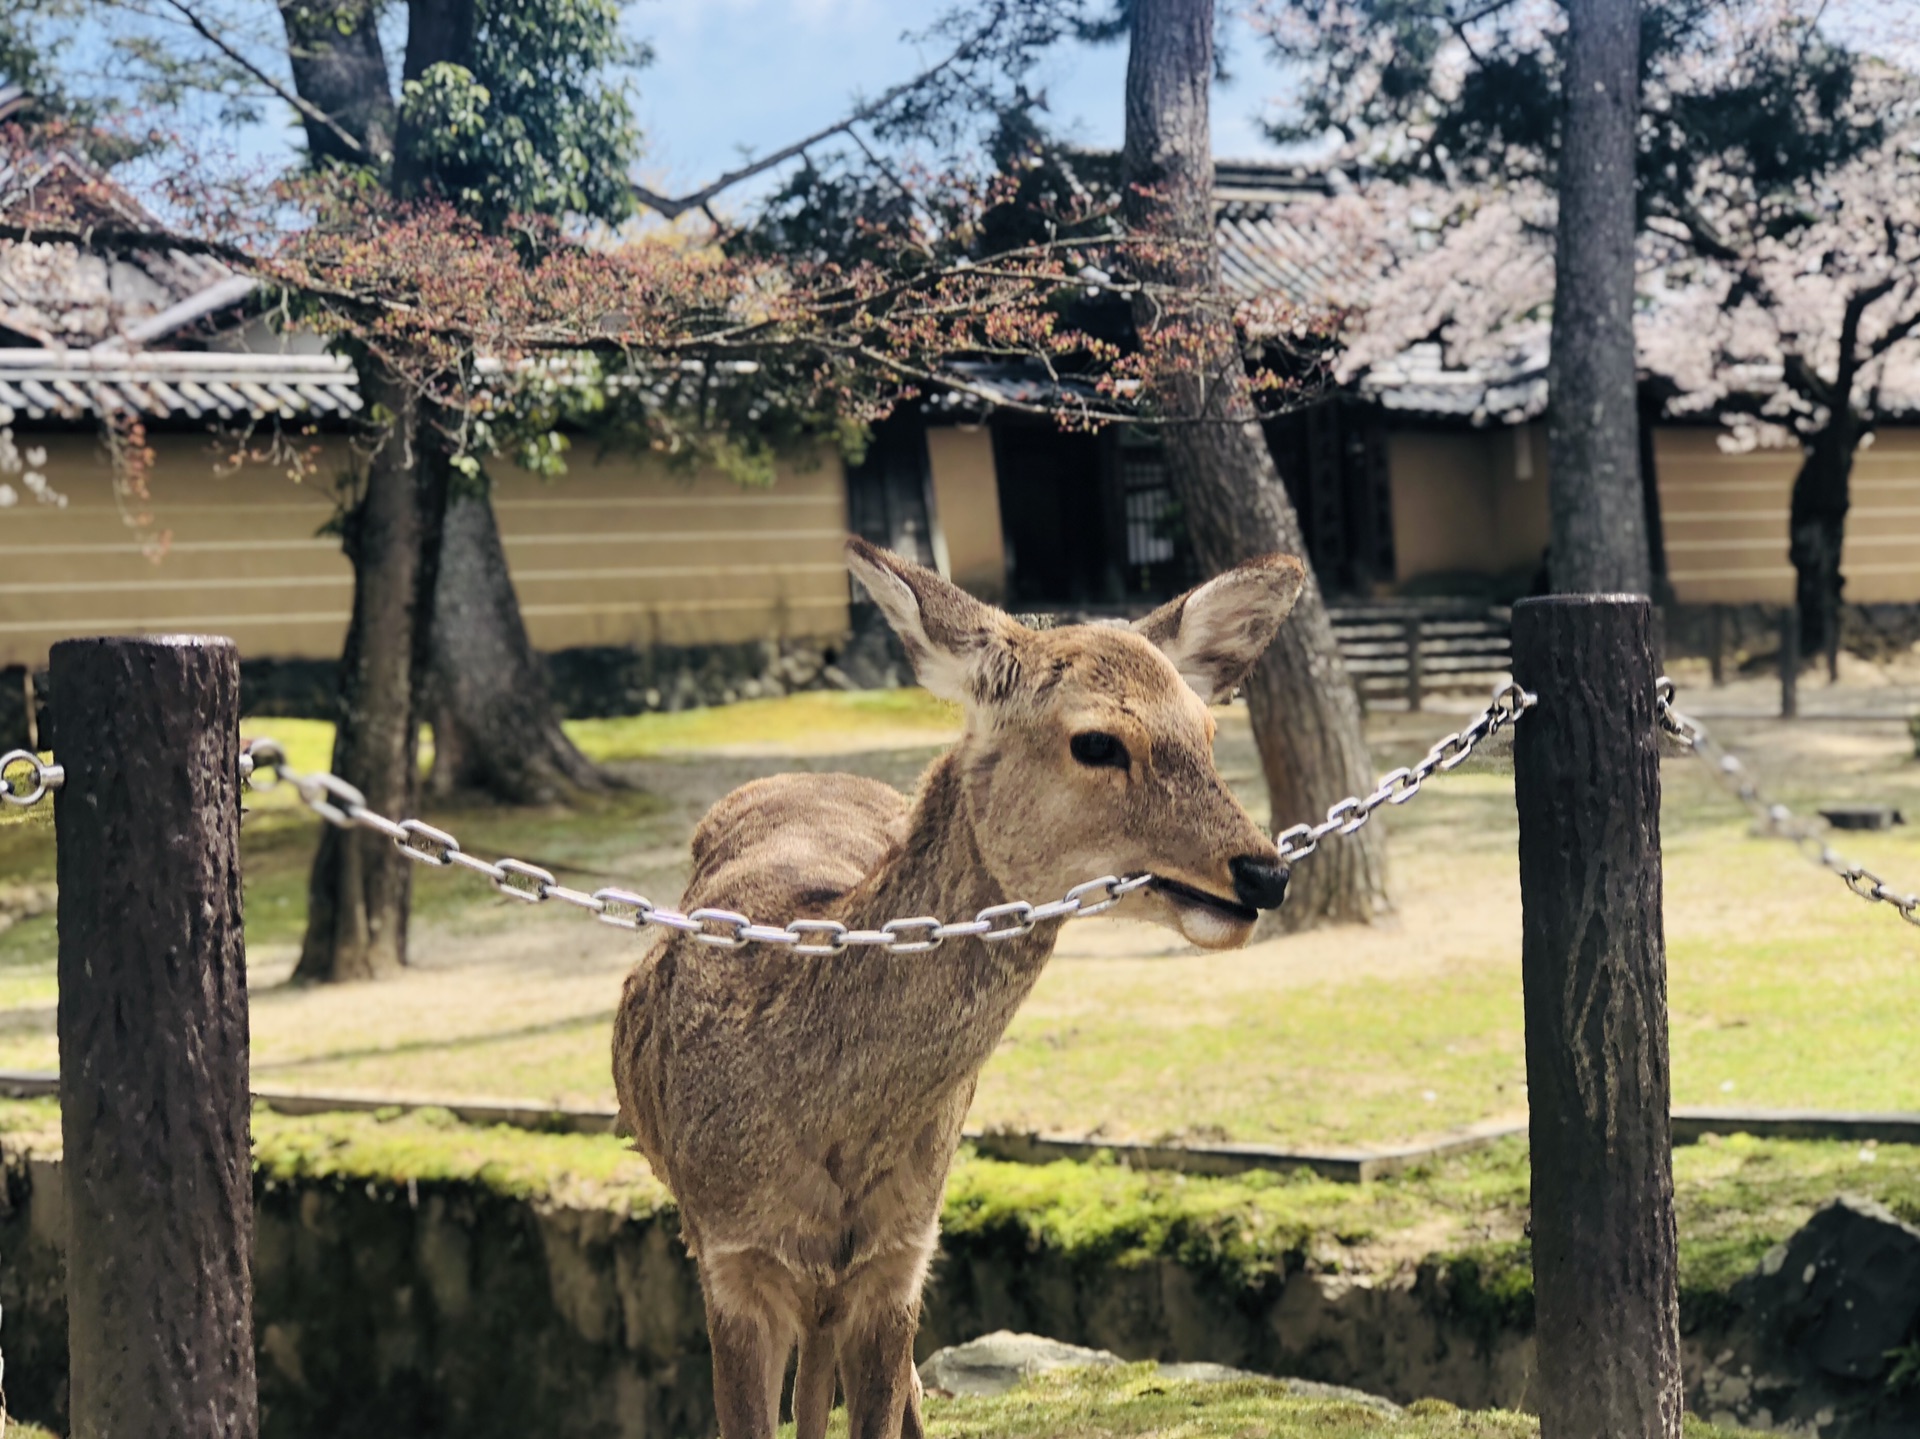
left=403, top=0, right=642, bottom=227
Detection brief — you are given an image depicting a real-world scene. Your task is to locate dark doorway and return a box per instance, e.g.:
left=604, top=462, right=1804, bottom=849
left=845, top=416, right=937, bottom=569
left=990, top=419, right=1116, bottom=607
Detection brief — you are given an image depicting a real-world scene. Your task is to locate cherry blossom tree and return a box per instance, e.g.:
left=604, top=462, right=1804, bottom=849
left=1255, top=0, right=1920, bottom=652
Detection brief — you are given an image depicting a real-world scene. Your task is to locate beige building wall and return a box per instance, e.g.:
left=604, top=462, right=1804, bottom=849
left=1387, top=426, right=1547, bottom=586
left=924, top=425, right=1006, bottom=602
left=1659, top=428, right=1920, bottom=604
left=0, top=433, right=851, bottom=669
left=1386, top=421, right=1920, bottom=603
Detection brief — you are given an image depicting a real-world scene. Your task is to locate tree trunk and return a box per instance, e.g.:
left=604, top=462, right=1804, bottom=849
left=1123, top=0, right=1388, bottom=930
left=392, top=0, right=480, bottom=198
left=1788, top=417, right=1856, bottom=676
left=295, top=369, right=447, bottom=982
left=1548, top=0, right=1651, bottom=595
left=425, top=485, right=613, bottom=804
left=279, top=0, right=396, bottom=169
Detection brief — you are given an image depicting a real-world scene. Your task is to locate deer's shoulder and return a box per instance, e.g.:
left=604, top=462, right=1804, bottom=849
left=684, top=772, right=909, bottom=916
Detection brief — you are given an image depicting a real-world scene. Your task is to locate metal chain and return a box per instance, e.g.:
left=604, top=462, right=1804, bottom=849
left=240, top=738, right=1153, bottom=953
left=0, top=750, right=63, bottom=809
left=1656, top=677, right=1920, bottom=928
left=10, top=686, right=1530, bottom=936
left=1273, top=680, right=1537, bottom=863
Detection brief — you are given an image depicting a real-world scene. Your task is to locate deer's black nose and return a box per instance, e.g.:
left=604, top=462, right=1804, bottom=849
left=1230, top=854, right=1290, bottom=911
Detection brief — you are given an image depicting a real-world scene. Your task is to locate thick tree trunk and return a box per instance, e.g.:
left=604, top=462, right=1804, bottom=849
left=1788, top=418, right=1856, bottom=677
left=279, top=0, right=396, bottom=169
left=392, top=0, right=480, bottom=198
left=1123, top=0, right=1388, bottom=929
left=1548, top=0, right=1651, bottom=595
left=425, top=486, right=612, bottom=804
left=295, top=370, right=447, bottom=982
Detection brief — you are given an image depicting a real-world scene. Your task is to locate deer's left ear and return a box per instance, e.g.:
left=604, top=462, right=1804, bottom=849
left=845, top=536, right=1017, bottom=705
left=1134, top=554, right=1306, bottom=702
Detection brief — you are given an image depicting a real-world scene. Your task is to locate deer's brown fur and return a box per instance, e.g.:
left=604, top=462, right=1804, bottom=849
left=612, top=538, right=1305, bottom=1439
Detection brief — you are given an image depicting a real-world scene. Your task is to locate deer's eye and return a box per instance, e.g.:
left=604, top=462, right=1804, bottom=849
left=1070, top=731, right=1129, bottom=770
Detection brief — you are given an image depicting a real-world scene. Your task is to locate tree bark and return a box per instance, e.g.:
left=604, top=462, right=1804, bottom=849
left=295, top=369, right=447, bottom=982
left=279, top=0, right=396, bottom=169
left=1511, top=596, right=1681, bottom=1439
left=1548, top=0, right=1651, bottom=595
left=1788, top=408, right=1859, bottom=675
left=1123, top=0, right=1387, bottom=929
left=425, top=485, right=613, bottom=804
left=51, top=636, right=256, bottom=1439
left=392, top=0, right=480, bottom=198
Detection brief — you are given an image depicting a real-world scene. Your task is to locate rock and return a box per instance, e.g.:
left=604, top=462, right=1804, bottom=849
left=917, top=1332, right=1400, bottom=1415
left=1158, top=1363, right=1403, bottom=1415
left=1743, top=1195, right=1920, bottom=1380
left=919, top=1332, right=1119, bottom=1397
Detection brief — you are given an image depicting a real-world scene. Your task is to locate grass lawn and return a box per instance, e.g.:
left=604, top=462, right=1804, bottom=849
left=2, top=685, right=1917, bottom=1150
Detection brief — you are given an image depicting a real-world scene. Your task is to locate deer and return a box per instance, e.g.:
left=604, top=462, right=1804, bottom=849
left=612, top=536, right=1305, bottom=1439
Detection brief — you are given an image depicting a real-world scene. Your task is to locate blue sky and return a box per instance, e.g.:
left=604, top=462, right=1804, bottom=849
left=627, top=1, right=1287, bottom=211
left=117, top=1, right=1295, bottom=214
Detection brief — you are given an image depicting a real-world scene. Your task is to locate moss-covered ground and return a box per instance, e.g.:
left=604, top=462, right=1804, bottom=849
left=3, top=1097, right=1911, bottom=1322
left=791, top=1366, right=1744, bottom=1438
left=3, top=687, right=1918, bottom=1149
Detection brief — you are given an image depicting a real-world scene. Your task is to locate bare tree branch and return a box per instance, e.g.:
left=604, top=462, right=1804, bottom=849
left=628, top=5, right=1004, bottom=220
left=153, top=0, right=371, bottom=161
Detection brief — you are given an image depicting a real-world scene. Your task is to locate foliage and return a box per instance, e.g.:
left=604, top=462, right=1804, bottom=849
left=397, top=0, right=644, bottom=226
left=1249, top=3, right=1920, bottom=459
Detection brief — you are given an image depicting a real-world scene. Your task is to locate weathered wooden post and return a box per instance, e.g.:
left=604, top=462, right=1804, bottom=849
left=50, top=636, right=257, bottom=1439
left=1510, top=597, right=1681, bottom=1439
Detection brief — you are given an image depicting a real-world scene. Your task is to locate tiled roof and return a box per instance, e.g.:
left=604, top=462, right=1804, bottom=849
left=1355, top=340, right=1549, bottom=423
left=0, top=349, right=363, bottom=422
left=0, top=148, right=247, bottom=349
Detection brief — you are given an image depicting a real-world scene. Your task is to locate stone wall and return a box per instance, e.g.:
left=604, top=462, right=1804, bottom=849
left=0, top=1152, right=1531, bottom=1439
left=7, top=1149, right=1912, bottom=1438
left=1664, top=602, right=1920, bottom=668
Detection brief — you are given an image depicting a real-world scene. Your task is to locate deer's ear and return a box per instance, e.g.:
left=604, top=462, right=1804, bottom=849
left=1134, top=554, right=1307, bottom=702
left=845, top=537, right=1013, bottom=705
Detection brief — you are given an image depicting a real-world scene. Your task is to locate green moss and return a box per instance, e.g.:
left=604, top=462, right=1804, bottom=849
left=777, top=1364, right=1748, bottom=1438
left=247, top=1105, right=671, bottom=1215
left=1441, top=1241, right=1535, bottom=1344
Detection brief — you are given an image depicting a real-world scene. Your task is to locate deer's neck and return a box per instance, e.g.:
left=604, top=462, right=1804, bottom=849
left=831, top=749, right=1057, bottom=1074
left=849, top=752, right=1005, bottom=927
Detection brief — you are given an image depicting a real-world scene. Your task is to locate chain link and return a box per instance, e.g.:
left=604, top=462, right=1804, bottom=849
left=242, top=737, right=1155, bottom=954
left=0, top=750, right=63, bottom=809
left=1656, top=678, right=1920, bottom=928
left=1274, top=680, right=1537, bottom=863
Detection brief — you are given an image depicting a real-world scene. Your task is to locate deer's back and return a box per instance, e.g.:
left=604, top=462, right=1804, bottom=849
left=684, top=770, right=908, bottom=918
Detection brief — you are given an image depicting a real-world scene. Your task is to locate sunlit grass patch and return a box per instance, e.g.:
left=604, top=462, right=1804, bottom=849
left=566, top=688, right=959, bottom=759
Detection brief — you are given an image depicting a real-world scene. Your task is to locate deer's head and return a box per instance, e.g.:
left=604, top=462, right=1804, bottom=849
left=847, top=537, right=1304, bottom=950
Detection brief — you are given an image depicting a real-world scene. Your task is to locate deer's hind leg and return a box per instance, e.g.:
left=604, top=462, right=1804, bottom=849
left=791, top=1320, right=839, bottom=1439
left=837, top=1294, right=923, bottom=1439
